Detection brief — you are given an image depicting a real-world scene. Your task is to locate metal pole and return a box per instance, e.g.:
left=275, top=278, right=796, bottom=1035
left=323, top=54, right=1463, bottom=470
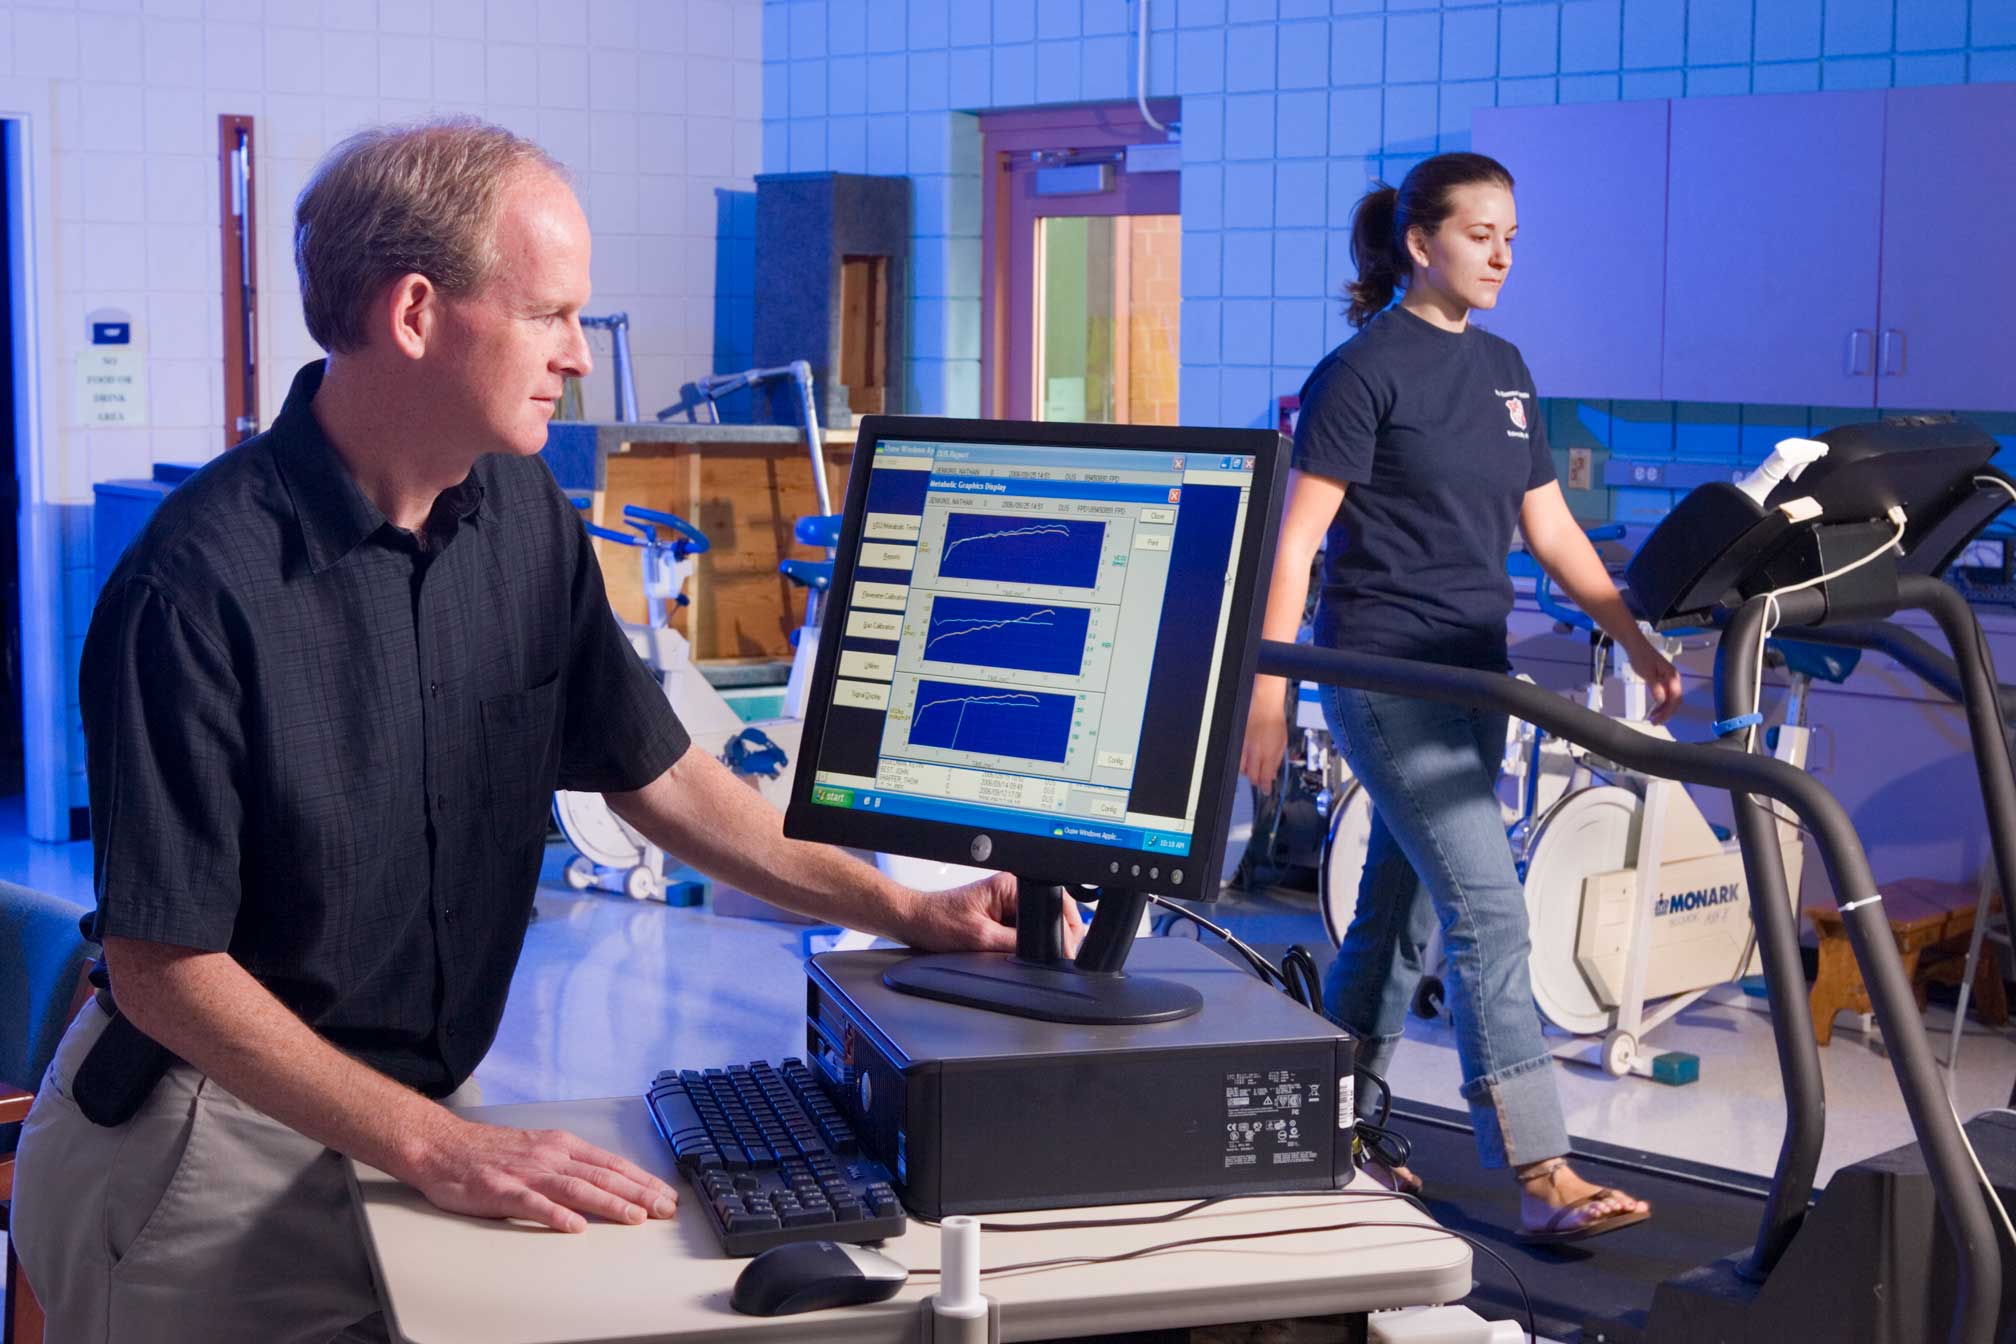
left=1715, top=591, right=1828, bottom=1278
left=608, top=315, right=636, bottom=422
left=1908, top=576, right=2016, bottom=990
left=787, top=359, right=829, bottom=629
left=580, top=314, right=637, bottom=422
left=789, top=359, right=831, bottom=517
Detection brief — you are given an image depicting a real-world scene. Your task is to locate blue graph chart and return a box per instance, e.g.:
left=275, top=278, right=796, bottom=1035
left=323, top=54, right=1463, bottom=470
left=907, top=679, right=1076, bottom=763
left=938, top=514, right=1106, bottom=588
left=923, top=597, right=1090, bottom=676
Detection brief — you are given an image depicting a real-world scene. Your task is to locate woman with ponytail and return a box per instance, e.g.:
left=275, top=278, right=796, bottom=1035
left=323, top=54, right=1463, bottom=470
left=1240, top=153, right=1679, bottom=1244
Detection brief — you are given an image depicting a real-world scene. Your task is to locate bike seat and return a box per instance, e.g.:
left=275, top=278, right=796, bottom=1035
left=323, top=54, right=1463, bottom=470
left=795, top=514, right=843, bottom=548
left=780, top=559, right=833, bottom=591
left=1769, top=638, right=1862, bottom=685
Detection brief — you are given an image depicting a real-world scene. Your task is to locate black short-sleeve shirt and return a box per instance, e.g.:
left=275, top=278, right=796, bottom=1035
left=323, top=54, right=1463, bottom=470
left=81, top=361, right=690, bottom=1095
left=1292, top=306, right=1555, bottom=672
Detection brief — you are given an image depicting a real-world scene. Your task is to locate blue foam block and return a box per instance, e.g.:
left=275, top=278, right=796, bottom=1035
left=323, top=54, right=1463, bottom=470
left=1651, top=1052, right=1700, bottom=1086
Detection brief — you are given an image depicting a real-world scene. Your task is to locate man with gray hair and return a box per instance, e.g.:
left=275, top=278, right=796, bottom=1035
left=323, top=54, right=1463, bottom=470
left=11, top=118, right=1048, bottom=1343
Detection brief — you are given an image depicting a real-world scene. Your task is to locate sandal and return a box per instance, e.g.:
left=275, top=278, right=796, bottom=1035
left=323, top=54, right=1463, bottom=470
left=1514, top=1159, right=1651, bottom=1245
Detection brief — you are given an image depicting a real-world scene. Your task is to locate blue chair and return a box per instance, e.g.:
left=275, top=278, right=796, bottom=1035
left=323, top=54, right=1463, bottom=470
left=1, top=882, right=95, bottom=1344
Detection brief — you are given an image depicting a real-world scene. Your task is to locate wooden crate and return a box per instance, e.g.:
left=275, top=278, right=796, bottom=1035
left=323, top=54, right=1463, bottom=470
left=591, top=430, right=856, bottom=661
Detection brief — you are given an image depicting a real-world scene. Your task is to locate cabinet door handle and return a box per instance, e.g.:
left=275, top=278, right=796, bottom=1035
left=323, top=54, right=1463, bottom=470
left=1880, top=329, right=1905, bottom=376
left=1846, top=329, right=1873, bottom=376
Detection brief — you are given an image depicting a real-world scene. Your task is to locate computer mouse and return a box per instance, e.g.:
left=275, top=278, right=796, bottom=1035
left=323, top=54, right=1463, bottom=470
left=729, top=1240, right=910, bottom=1316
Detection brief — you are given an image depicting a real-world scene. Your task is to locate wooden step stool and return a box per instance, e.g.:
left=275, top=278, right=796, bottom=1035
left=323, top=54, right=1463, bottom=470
left=1804, top=877, right=2007, bottom=1046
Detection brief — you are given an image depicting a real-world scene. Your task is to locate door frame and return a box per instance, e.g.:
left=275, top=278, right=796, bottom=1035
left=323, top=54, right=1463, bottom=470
left=979, top=100, right=1180, bottom=420
left=1, top=82, right=70, bottom=841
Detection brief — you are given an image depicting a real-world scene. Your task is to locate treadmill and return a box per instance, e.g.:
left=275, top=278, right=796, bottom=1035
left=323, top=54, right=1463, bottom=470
left=1261, top=415, right=2016, bottom=1344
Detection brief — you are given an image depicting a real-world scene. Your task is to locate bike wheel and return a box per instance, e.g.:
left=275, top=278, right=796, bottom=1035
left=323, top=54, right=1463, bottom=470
left=1318, top=783, right=1374, bottom=949
left=1520, top=784, right=1638, bottom=1036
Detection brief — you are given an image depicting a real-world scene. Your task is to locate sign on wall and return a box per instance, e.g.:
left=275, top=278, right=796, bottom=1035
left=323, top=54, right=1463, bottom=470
left=75, top=307, right=148, bottom=427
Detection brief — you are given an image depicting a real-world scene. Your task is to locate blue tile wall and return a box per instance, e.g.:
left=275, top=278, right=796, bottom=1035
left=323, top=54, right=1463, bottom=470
left=1181, top=27, right=1230, bottom=90
left=1273, top=229, right=1326, bottom=296
left=1560, top=0, right=1622, bottom=73
left=1384, top=11, right=1440, bottom=82
left=762, top=0, right=2016, bottom=485
left=1687, top=0, right=1752, bottom=65
left=1499, top=5, right=1559, bottom=76
left=1225, top=91, right=1278, bottom=155
left=1383, top=83, right=1438, bottom=151
left=1223, top=232, right=1274, bottom=296
left=1622, top=0, right=1684, bottom=69
left=1753, top=60, right=1822, bottom=92
left=1443, top=8, right=1498, bottom=80
left=1900, top=0, right=1968, bottom=50
left=1754, top=0, right=1824, bottom=61
left=1274, top=159, right=1328, bottom=226
left=1332, top=16, right=1384, bottom=83
left=1278, top=20, right=1333, bottom=86
left=1685, top=65, right=1750, bottom=94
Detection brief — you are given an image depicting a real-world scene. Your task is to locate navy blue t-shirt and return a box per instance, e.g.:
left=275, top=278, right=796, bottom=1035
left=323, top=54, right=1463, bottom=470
left=1293, top=305, right=1554, bottom=672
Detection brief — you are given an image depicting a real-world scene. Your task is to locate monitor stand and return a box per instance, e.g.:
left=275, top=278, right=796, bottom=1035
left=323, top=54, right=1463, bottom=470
left=881, top=876, right=1205, bottom=1024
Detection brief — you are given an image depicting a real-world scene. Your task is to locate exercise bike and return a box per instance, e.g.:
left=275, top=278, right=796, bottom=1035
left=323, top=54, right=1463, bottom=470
left=1516, top=585, right=1834, bottom=1079
left=553, top=504, right=804, bottom=900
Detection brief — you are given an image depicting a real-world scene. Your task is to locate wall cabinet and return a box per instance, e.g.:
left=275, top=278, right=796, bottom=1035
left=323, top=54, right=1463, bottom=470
left=1468, top=99, right=1668, bottom=402
left=1875, top=83, right=2016, bottom=412
left=1474, top=85, right=2016, bottom=412
left=1662, top=91, right=1886, bottom=407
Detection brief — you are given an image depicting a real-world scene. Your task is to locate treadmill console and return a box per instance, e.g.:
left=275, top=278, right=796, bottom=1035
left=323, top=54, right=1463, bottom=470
left=1625, top=417, right=2002, bottom=627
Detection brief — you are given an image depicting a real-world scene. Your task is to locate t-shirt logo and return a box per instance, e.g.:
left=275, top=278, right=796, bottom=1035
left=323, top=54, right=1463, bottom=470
left=1505, top=397, right=1528, bottom=431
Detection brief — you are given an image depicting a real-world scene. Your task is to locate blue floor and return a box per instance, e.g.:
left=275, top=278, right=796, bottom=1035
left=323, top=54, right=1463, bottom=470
left=0, top=795, right=95, bottom=910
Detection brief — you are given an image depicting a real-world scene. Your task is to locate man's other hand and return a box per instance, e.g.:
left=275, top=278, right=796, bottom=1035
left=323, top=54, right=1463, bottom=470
left=904, top=870, right=1088, bottom=956
left=406, top=1119, right=680, bottom=1233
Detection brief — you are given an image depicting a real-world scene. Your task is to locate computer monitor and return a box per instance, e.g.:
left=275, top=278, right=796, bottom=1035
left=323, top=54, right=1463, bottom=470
left=783, top=415, right=1287, bottom=1025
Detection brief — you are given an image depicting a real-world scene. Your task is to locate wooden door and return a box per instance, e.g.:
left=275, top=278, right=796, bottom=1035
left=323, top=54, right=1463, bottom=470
left=1471, top=99, right=1669, bottom=401
left=1662, top=91, right=1885, bottom=407
left=1876, top=84, right=2016, bottom=413
left=981, top=102, right=1180, bottom=421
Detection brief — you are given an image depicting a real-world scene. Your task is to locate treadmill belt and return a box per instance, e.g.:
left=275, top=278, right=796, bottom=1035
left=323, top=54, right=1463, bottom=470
left=1393, top=1101, right=1775, bottom=1342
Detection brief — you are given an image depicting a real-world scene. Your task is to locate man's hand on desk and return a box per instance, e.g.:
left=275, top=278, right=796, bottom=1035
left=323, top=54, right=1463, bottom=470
left=402, top=1115, right=681, bottom=1233
left=902, top=870, right=1088, bottom=956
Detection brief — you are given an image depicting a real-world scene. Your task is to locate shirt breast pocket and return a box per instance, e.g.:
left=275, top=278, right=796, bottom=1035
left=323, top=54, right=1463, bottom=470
left=479, top=675, right=562, bottom=852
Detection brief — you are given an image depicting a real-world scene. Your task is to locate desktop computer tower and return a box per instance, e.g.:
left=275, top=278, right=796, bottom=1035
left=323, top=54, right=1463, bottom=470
left=802, top=938, right=1358, bottom=1218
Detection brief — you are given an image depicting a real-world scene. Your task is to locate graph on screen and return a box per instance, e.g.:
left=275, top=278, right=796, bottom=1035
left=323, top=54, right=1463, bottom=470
left=922, top=597, right=1090, bottom=676
left=907, top=680, right=1077, bottom=763
left=938, top=514, right=1106, bottom=589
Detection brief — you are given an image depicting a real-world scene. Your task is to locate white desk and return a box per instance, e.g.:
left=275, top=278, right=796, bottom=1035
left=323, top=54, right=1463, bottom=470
left=350, top=1097, right=1471, bottom=1343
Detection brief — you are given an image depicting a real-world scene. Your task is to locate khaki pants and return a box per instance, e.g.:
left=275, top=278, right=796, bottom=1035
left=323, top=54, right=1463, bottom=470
left=12, top=1001, right=476, bottom=1344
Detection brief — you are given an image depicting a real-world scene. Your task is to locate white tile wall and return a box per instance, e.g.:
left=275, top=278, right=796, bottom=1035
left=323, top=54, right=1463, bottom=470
left=1, top=0, right=765, bottom=806
left=8, top=0, right=762, bottom=495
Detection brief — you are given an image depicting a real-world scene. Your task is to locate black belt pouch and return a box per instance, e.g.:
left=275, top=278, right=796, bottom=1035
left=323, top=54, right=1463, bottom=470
left=72, top=994, right=178, bottom=1127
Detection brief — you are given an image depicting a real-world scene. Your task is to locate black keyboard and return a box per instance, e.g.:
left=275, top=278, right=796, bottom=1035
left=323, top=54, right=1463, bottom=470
left=645, top=1058, right=906, bottom=1256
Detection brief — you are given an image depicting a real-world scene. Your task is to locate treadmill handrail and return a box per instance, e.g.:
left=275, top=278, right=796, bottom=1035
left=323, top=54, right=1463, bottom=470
left=1256, top=637, right=1999, bottom=1344
left=1261, top=640, right=1844, bottom=809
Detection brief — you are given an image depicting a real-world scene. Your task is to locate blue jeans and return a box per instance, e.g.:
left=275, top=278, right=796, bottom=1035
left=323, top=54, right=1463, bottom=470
left=1319, top=684, right=1570, bottom=1170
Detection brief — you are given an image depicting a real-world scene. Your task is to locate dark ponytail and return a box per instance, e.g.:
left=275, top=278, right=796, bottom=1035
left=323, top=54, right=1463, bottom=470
left=1344, top=185, right=1401, bottom=328
left=1343, top=152, right=1515, bottom=328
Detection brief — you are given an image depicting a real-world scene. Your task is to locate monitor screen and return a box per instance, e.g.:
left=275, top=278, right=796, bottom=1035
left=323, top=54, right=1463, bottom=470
left=784, top=416, right=1286, bottom=899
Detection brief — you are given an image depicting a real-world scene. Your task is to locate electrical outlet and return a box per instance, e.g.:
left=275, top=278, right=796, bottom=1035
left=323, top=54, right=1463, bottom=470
left=1568, top=446, right=1593, bottom=491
